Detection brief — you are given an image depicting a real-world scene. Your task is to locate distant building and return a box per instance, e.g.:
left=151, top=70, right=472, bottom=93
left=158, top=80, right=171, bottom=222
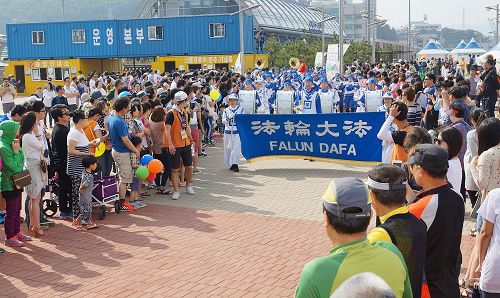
left=0, top=34, right=7, bottom=61
left=410, top=15, right=442, bottom=50
left=310, top=0, right=376, bottom=41
left=138, top=0, right=339, bottom=43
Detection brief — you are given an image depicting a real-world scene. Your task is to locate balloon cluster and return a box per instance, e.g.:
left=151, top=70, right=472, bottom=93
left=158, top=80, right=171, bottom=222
left=135, top=154, right=164, bottom=181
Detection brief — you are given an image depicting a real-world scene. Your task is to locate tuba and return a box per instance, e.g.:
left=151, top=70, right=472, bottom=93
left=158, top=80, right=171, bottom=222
left=289, top=57, right=299, bottom=69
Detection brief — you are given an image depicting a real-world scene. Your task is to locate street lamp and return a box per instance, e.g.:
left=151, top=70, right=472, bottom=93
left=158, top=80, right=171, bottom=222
left=313, top=13, right=337, bottom=68
left=231, top=3, right=261, bottom=74
left=339, top=0, right=344, bottom=76
left=408, top=0, right=411, bottom=61
left=361, top=11, right=387, bottom=63
left=486, top=5, right=500, bottom=45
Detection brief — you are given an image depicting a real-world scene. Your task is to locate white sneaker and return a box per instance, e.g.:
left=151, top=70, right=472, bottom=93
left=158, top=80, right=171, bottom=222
left=171, top=191, right=180, bottom=200
left=186, top=185, right=195, bottom=195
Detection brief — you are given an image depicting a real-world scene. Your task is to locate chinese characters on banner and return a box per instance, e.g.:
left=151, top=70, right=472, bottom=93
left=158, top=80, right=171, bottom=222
left=235, top=113, right=385, bottom=162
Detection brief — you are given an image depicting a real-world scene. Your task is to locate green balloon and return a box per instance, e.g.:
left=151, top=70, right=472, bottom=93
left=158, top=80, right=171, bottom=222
left=135, top=166, right=150, bottom=180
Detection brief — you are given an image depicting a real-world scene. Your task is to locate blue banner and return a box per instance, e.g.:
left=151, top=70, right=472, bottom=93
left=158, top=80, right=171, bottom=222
left=235, top=113, right=385, bottom=163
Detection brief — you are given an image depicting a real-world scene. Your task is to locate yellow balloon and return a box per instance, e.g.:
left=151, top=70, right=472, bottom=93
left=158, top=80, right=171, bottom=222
left=95, top=142, right=106, bottom=157
left=210, top=89, right=220, bottom=101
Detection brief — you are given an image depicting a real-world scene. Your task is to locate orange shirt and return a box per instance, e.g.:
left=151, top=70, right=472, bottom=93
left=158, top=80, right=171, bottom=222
left=168, top=109, right=191, bottom=148
left=390, top=126, right=413, bottom=163
left=83, top=119, right=98, bottom=153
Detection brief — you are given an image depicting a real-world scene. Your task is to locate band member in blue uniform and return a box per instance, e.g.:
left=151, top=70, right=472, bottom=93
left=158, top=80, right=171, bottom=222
left=296, top=76, right=322, bottom=114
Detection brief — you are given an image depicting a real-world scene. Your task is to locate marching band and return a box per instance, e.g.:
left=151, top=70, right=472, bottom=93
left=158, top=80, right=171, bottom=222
left=219, top=67, right=388, bottom=172
left=225, top=68, right=385, bottom=115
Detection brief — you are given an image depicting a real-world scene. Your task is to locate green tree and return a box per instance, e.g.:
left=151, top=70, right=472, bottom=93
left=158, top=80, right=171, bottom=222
left=344, top=40, right=372, bottom=64
left=377, top=44, right=397, bottom=63
left=264, top=34, right=336, bottom=68
left=263, top=35, right=281, bottom=67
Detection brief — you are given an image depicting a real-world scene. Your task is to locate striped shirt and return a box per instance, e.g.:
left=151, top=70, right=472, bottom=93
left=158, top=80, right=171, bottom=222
left=407, top=102, right=422, bottom=127
left=67, top=128, right=90, bottom=177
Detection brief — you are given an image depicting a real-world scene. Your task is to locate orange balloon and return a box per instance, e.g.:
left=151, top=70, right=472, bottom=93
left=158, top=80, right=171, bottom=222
left=148, top=159, right=164, bottom=174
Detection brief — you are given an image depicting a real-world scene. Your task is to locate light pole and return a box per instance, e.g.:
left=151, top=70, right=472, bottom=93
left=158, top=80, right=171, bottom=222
left=362, top=11, right=386, bottom=63
left=408, top=0, right=411, bottom=60
left=339, top=0, right=344, bottom=75
left=311, top=11, right=337, bottom=68
left=231, top=3, right=261, bottom=74
left=486, top=4, right=500, bottom=45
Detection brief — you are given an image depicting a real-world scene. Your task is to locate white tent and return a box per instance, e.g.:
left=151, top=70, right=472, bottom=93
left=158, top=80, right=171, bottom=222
left=417, top=39, right=449, bottom=60
left=450, top=40, right=467, bottom=54
left=477, top=41, right=500, bottom=69
left=460, top=38, right=486, bottom=55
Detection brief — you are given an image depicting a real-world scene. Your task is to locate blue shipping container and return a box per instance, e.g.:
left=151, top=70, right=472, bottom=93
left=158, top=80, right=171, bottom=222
left=7, top=15, right=254, bottom=60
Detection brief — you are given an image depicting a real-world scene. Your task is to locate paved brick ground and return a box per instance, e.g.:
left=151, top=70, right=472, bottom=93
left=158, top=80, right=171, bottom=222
left=0, top=130, right=477, bottom=297
left=1, top=205, right=331, bottom=297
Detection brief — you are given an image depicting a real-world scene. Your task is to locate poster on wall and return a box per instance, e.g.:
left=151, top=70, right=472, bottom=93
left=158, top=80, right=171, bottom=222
left=71, top=66, right=77, bottom=74
left=48, top=68, right=54, bottom=76
left=25, top=68, right=31, bottom=76
left=32, top=69, right=40, bottom=81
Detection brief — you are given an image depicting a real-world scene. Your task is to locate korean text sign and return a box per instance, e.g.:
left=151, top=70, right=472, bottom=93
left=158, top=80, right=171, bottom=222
left=235, top=113, right=385, bottom=162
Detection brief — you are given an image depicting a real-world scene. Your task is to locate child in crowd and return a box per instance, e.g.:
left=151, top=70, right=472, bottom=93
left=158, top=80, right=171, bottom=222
left=75, top=155, right=99, bottom=230
left=130, top=136, right=146, bottom=209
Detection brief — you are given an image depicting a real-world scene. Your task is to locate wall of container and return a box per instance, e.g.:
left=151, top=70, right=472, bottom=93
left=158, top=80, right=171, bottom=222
left=151, top=54, right=269, bottom=72
left=4, top=58, right=119, bottom=94
left=7, top=15, right=255, bottom=60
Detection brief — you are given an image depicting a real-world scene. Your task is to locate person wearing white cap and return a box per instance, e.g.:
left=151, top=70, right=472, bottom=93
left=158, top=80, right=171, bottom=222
left=222, top=93, right=243, bottom=172
left=376, top=92, right=396, bottom=164
left=165, top=91, right=195, bottom=200
left=377, top=92, right=394, bottom=113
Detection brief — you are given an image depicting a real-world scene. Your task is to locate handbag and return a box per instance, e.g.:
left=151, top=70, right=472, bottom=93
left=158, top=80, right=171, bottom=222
left=471, top=192, right=482, bottom=219
left=40, top=152, right=47, bottom=173
left=11, top=170, right=32, bottom=190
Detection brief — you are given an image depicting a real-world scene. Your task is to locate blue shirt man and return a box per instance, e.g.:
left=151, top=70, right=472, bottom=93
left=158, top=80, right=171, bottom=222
left=108, top=115, right=130, bottom=153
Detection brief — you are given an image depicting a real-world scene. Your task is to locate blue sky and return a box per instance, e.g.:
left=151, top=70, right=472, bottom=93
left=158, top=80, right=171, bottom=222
left=377, top=0, right=494, bottom=35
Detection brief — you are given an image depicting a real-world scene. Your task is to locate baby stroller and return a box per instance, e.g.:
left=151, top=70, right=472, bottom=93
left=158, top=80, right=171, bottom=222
left=42, top=174, right=60, bottom=218
left=42, top=173, right=121, bottom=220
left=92, top=173, right=121, bottom=220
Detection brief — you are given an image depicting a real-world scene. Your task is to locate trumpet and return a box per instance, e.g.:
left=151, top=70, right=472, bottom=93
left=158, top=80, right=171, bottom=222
left=290, top=57, right=299, bottom=69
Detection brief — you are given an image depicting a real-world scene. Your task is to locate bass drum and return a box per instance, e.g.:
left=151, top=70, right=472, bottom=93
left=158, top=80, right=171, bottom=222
left=276, top=91, right=294, bottom=114
left=365, top=90, right=383, bottom=112
left=319, top=92, right=334, bottom=114
left=238, top=90, right=256, bottom=114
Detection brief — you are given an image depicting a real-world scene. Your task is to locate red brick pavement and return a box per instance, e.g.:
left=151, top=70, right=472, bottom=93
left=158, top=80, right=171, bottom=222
left=0, top=205, right=476, bottom=297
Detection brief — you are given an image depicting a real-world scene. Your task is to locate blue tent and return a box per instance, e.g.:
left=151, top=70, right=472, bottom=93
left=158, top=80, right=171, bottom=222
left=461, top=38, right=486, bottom=54
left=450, top=40, right=467, bottom=54
left=417, top=39, right=449, bottom=59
